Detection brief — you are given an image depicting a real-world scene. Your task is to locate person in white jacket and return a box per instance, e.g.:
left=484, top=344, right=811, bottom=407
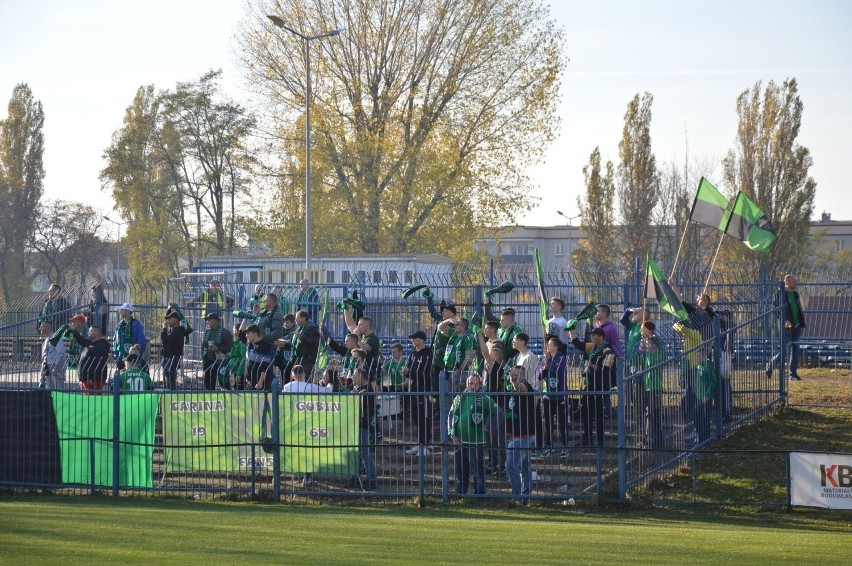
left=40, top=320, right=67, bottom=389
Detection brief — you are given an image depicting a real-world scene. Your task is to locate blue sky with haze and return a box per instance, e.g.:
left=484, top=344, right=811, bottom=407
left=1, top=0, right=849, bottom=227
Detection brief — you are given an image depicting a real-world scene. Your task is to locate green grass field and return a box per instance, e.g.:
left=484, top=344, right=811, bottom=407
left=2, top=370, right=849, bottom=564
left=0, top=496, right=850, bottom=564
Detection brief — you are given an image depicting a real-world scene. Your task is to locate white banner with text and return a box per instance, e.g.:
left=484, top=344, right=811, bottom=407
left=789, top=451, right=852, bottom=509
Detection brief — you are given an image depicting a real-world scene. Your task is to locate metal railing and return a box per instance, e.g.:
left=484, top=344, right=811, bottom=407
left=1, top=262, right=849, bottom=504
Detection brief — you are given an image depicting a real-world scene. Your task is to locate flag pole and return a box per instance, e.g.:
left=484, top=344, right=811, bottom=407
left=703, top=190, right=741, bottom=296
left=670, top=221, right=691, bottom=280
left=642, top=254, right=649, bottom=325
left=703, top=231, right=726, bottom=296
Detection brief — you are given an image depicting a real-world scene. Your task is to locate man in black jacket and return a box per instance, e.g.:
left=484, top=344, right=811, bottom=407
left=38, top=283, right=69, bottom=330
left=201, top=313, right=234, bottom=390
left=287, top=310, right=321, bottom=379
left=403, top=331, right=433, bottom=456
left=69, top=323, right=110, bottom=392
left=161, top=312, right=190, bottom=389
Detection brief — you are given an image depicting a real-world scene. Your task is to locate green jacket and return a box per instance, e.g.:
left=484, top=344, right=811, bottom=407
left=432, top=329, right=452, bottom=370
left=444, top=329, right=475, bottom=371
left=449, top=391, right=497, bottom=445
left=229, top=339, right=247, bottom=377
left=694, top=359, right=717, bottom=400
left=119, top=368, right=153, bottom=391
left=382, top=356, right=408, bottom=386
left=641, top=336, right=666, bottom=392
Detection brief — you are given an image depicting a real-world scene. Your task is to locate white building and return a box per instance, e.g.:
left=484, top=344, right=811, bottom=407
left=194, top=253, right=454, bottom=302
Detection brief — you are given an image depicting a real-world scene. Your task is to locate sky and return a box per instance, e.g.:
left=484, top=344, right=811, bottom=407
left=1, top=0, right=850, bottom=229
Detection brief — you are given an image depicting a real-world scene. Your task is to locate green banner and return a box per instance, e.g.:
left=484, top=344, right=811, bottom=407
left=279, top=394, right=359, bottom=475
left=51, top=391, right=160, bottom=488
left=162, top=392, right=273, bottom=472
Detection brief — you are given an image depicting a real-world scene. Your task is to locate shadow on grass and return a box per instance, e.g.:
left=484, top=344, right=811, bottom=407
left=2, top=491, right=850, bottom=533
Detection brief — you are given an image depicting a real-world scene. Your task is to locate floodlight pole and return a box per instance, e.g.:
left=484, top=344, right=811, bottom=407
left=102, top=216, right=127, bottom=279
left=267, top=16, right=344, bottom=271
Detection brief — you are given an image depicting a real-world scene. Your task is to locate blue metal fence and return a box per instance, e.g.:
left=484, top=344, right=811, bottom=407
left=1, top=263, right=849, bottom=503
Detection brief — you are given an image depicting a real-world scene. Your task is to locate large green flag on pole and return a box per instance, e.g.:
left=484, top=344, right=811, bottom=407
left=534, top=249, right=549, bottom=331
left=689, top=177, right=729, bottom=231
left=722, top=192, right=778, bottom=253
left=643, top=253, right=689, bottom=321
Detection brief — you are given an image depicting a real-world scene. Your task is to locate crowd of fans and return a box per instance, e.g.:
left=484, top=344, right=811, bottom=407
left=32, top=274, right=806, bottom=497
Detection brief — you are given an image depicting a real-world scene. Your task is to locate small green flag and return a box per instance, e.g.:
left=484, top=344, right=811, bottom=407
left=315, top=290, right=331, bottom=373
left=689, top=178, right=729, bottom=231
left=575, top=301, right=598, bottom=322
left=644, top=253, right=689, bottom=321
left=722, top=192, right=778, bottom=253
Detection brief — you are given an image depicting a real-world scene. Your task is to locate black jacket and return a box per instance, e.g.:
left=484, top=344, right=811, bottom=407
left=293, top=321, right=321, bottom=366
left=776, top=289, right=806, bottom=328
left=405, top=346, right=433, bottom=392
left=72, top=333, right=110, bottom=383
left=161, top=326, right=189, bottom=357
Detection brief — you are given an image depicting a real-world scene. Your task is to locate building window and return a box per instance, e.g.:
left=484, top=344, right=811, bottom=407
left=249, top=270, right=258, bottom=283
left=404, top=270, right=413, bottom=284
left=834, top=240, right=844, bottom=252
left=388, top=270, right=399, bottom=284
left=554, top=243, right=565, bottom=257
left=357, top=270, right=366, bottom=284
left=342, top=270, right=351, bottom=284
left=325, top=270, right=335, bottom=284
left=511, top=243, right=533, bottom=256
left=373, top=270, right=382, bottom=283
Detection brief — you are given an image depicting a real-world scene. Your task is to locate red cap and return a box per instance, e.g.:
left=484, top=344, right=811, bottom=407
left=69, top=314, right=87, bottom=324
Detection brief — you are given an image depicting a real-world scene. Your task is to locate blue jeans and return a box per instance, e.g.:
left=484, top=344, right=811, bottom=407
left=694, top=398, right=712, bottom=444
left=505, top=435, right=534, bottom=497
left=356, top=427, right=376, bottom=482
left=454, top=444, right=486, bottom=495
left=784, top=326, right=802, bottom=377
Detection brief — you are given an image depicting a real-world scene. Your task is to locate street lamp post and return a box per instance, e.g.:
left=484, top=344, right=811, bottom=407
left=102, top=216, right=126, bottom=279
left=555, top=210, right=582, bottom=227
left=267, top=15, right=344, bottom=271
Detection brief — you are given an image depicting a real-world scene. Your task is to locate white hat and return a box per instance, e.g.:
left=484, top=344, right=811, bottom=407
left=119, top=302, right=134, bottom=312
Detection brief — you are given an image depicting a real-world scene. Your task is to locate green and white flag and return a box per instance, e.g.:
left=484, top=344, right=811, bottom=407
left=51, top=391, right=160, bottom=488
left=722, top=192, right=778, bottom=253
left=689, top=177, right=729, bottom=231
left=644, top=253, right=689, bottom=321
left=534, top=249, right=549, bottom=332
left=279, top=394, right=359, bottom=475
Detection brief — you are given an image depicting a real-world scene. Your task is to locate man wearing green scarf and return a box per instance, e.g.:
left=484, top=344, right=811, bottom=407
left=201, top=312, right=233, bottom=390
left=113, top=303, right=146, bottom=371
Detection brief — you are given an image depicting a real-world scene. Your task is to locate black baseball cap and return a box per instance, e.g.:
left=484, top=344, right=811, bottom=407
left=204, top=312, right=221, bottom=321
left=408, top=330, right=427, bottom=340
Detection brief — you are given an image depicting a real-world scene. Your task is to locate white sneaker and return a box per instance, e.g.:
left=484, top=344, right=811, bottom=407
left=531, top=470, right=549, bottom=481
left=421, top=447, right=432, bottom=456
left=404, top=446, right=420, bottom=455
